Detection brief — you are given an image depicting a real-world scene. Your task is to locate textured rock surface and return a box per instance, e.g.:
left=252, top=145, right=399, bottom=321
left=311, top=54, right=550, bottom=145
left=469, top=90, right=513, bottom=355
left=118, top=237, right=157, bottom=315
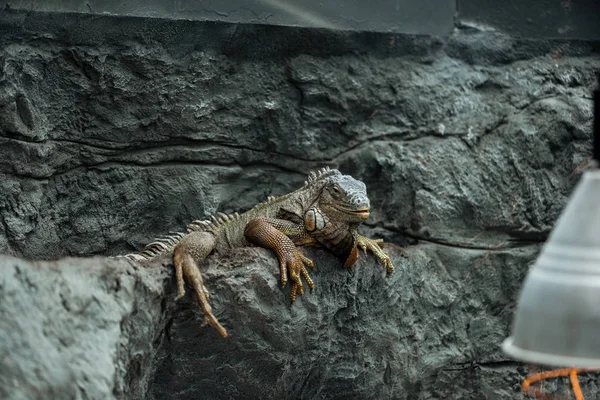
left=148, top=245, right=533, bottom=400
left=0, top=12, right=598, bottom=260
left=1, top=8, right=600, bottom=400
left=0, top=255, right=167, bottom=400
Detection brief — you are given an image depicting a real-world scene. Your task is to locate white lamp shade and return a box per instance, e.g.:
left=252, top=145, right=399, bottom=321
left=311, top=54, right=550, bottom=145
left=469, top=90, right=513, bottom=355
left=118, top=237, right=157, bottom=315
left=503, top=168, right=600, bottom=367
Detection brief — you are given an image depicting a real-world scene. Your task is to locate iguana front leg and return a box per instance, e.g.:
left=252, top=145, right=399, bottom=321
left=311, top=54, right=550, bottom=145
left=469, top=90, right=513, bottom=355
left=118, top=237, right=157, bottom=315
left=344, top=235, right=394, bottom=275
left=244, top=217, right=317, bottom=302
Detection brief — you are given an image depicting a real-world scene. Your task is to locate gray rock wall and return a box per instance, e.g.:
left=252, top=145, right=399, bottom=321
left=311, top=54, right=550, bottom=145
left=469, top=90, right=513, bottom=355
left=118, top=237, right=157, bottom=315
left=147, top=246, right=533, bottom=400
left=5, top=0, right=456, bottom=35
left=0, top=255, right=168, bottom=400
left=1, top=9, right=600, bottom=400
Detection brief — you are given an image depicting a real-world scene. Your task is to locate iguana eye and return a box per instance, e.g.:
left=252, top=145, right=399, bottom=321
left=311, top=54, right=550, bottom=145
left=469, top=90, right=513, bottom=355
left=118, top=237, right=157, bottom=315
left=331, top=186, right=341, bottom=196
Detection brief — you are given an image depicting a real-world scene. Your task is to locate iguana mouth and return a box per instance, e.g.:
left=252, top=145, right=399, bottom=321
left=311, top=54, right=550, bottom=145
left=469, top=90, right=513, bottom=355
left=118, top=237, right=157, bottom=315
left=338, top=207, right=370, bottom=219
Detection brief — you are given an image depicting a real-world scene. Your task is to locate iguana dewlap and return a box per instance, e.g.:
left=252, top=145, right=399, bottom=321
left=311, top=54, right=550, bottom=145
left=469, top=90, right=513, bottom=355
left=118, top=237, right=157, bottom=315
left=121, top=168, right=394, bottom=337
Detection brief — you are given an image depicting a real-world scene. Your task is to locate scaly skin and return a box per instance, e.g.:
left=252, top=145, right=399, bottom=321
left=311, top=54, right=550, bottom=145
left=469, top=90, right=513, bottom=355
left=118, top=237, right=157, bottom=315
left=120, top=167, right=394, bottom=337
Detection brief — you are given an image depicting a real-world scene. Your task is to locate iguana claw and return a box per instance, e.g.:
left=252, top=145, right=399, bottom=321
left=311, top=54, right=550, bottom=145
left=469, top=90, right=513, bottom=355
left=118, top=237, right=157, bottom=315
left=344, top=235, right=394, bottom=275
left=280, top=249, right=315, bottom=303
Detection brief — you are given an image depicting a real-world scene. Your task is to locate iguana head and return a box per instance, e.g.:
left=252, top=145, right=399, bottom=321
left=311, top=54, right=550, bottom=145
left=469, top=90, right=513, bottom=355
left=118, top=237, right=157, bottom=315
left=315, top=170, right=370, bottom=223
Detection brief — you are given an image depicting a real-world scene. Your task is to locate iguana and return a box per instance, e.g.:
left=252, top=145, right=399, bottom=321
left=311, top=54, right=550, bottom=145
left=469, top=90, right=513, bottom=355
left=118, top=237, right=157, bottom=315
left=121, top=167, right=394, bottom=338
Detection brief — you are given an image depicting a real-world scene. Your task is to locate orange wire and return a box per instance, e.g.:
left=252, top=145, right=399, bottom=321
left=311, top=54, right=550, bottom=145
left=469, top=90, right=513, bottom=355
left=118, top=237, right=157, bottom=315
left=522, top=368, right=591, bottom=400
left=569, top=369, right=584, bottom=400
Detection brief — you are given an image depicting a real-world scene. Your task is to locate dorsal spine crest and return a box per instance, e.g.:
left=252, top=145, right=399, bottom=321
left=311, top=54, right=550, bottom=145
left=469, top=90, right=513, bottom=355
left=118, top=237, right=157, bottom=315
left=303, top=166, right=340, bottom=187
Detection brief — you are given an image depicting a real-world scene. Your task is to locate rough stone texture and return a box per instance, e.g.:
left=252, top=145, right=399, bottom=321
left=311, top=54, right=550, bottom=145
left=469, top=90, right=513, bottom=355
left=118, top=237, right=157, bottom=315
left=1, top=9, right=600, bottom=400
left=0, top=255, right=167, bottom=400
left=5, top=0, right=456, bottom=36
left=148, top=245, right=533, bottom=400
